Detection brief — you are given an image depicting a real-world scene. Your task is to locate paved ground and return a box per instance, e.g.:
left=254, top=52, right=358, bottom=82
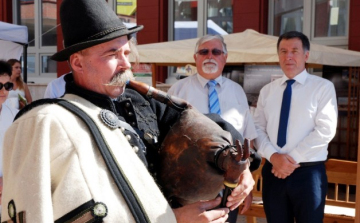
left=236, top=215, right=267, bottom=223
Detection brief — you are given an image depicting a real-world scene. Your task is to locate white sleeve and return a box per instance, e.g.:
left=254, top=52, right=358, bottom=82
left=1, top=115, right=56, bottom=222
left=43, top=75, right=66, bottom=98
left=43, top=83, right=55, bottom=98
left=253, top=87, right=278, bottom=161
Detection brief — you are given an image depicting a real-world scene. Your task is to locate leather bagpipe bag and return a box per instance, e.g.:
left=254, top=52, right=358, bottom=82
left=158, top=107, right=247, bottom=206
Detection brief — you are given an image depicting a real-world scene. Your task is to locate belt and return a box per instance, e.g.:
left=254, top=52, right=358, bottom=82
left=299, top=161, right=325, bottom=167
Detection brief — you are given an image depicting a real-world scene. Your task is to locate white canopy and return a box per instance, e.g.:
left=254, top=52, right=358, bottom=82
left=136, top=29, right=360, bottom=67
left=0, top=21, right=28, bottom=61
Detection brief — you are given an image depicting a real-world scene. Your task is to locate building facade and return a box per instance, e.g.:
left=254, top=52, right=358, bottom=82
left=1, top=0, right=360, bottom=161
left=1, top=0, right=359, bottom=82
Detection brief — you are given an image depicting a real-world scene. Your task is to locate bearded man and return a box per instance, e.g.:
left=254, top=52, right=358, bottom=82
left=168, top=34, right=257, bottom=223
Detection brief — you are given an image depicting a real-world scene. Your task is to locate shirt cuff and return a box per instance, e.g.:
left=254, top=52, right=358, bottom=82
left=287, top=149, right=303, bottom=163
left=258, top=143, right=278, bottom=162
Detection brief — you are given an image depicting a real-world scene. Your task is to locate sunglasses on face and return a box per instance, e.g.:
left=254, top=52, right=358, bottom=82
left=196, top=48, right=224, bottom=56
left=0, top=82, right=14, bottom=91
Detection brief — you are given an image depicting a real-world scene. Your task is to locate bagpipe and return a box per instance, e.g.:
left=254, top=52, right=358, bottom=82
left=127, top=80, right=261, bottom=207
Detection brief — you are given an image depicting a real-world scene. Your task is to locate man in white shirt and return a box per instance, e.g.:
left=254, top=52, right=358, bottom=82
left=253, top=31, right=338, bottom=223
left=43, top=74, right=66, bottom=98
left=168, top=34, right=257, bottom=223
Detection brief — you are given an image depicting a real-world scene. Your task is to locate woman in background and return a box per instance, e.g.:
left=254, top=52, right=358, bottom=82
left=6, top=58, right=32, bottom=109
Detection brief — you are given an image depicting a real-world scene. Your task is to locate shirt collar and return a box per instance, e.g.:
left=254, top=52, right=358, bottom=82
left=280, top=69, right=308, bottom=85
left=196, top=73, right=223, bottom=89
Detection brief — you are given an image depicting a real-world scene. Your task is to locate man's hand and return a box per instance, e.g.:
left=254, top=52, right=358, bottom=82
left=173, top=197, right=230, bottom=223
left=225, top=168, right=254, bottom=210
left=19, top=100, right=26, bottom=109
left=270, top=153, right=300, bottom=179
left=239, top=192, right=253, bottom=214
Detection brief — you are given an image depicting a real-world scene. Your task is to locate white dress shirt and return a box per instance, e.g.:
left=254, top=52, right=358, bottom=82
left=253, top=69, right=338, bottom=163
left=43, top=74, right=66, bottom=98
left=168, top=73, right=257, bottom=140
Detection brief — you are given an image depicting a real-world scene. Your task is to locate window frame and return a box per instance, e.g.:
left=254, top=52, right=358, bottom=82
left=268, top=0, right=349, bottom=48
left=15, top=0, right=58, bottom=83
left=169, top=0, right=231, bottom=41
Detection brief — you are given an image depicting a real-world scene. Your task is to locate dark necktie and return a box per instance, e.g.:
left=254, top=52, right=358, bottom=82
left=207, top=80, right=221, bottom=115
left=277, top=79, right=295, bottom=148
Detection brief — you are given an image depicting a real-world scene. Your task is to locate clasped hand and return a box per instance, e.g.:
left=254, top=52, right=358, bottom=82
left=174, top=168, right=255, bottom=222
left=270, top=153, right=300, bottom=179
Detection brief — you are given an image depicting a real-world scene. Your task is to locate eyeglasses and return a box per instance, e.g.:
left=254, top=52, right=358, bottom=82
left=196, top=48, right=224, bottom=56
left=0, top=82, right=14, bottom=91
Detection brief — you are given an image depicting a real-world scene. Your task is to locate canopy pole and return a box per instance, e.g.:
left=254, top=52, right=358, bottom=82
left=23, top=44, right=28, bottom=83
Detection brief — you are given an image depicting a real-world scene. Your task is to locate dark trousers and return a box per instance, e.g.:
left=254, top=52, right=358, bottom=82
left=219, top=188, right=238, bottom=223
left=262, top=160, right=327, bottom=223
left=227, top=206, right=239, bottom=223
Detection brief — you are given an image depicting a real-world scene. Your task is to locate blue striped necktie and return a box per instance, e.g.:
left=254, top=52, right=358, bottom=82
left=277, top=79, right=295, bottom=148
left=207, top=80, right=221, bottom=115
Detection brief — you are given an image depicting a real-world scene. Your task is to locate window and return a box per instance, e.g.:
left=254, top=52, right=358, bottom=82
left=169, top=0, right=233, bottom=41
left=18, top=0, right=57, bottom=83
left=269, top=0, right=349, bottom=47
left=20, top=0, right=35, bottom=47
left=271, top=0, right=304, bottom=36
left=173, top=0, right=198, bottom=40
left=314, top=0, right=348, bottom=38
left=41, top=55, right=57, bottom=73
left=207, top=0, right=233, bottom=34
left=24, top=54, right=35, bottom=74
left=41, top=0, right=57, bottom=46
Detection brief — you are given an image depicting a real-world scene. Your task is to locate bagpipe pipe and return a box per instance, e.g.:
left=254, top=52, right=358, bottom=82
left=127, top=80, right=261, bottom=207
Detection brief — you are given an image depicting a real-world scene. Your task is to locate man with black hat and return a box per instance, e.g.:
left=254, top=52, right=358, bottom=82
left=1, top=0, right=254, bottom=222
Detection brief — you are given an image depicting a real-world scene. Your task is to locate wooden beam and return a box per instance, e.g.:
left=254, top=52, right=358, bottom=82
left=151, top=63, right=157, bottom=87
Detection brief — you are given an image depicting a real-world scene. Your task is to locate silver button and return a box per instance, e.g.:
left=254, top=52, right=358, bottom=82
left=120, top=127, right=125, bottom=133
left=133, top=146, right=139, bottom=153
left=145, top=133, right=153, bottom=140
left=93, top=202, right=107, bottom=217
left=8, top=202, right=15, bottom=218
left=126, top=135, right=131, bottom=141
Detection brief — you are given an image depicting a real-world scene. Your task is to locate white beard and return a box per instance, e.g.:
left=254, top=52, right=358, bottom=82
left=202, top=59, right=218, bottom=74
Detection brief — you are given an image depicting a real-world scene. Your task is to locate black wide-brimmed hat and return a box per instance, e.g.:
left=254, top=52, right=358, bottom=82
left=51, top=0, right=143, bottom=61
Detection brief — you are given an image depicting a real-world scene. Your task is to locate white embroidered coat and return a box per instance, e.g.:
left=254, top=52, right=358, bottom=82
left=0, top=94, right=176, bottom=222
